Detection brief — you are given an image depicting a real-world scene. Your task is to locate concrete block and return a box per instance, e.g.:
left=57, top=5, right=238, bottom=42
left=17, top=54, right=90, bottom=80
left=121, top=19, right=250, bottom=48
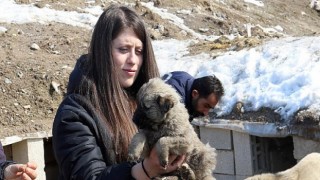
left=214, top=173, right=236, bottom=180
left=12, top=138, right=46, bottom=180
left=233, top=131, right=254, bottom=176
left=200, top=126, right=232, bottom=150
left=236, top=175, right=250, bottom=180
left=3, top=145, right=13, bottom=160
left=214, top=150, right=235, bottom=175
left=293, top=136, right=320, bottom=159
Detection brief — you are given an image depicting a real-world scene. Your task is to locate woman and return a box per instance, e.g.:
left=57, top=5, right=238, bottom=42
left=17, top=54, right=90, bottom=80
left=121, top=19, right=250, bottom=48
left=52, top=4, right=185, bottom=179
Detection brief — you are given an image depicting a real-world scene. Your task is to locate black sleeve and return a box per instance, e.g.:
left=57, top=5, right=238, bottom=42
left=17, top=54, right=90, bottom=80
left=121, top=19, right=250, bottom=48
left=0, top=161, right=16, bottom=180
left=0, top=142, right=6, bottom=163
left=52, top=107, right=136, bottom=180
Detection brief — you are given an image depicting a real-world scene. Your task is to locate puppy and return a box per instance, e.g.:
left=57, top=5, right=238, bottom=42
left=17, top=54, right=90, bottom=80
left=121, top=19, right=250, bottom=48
left=128, top=78, right=216, bottom=180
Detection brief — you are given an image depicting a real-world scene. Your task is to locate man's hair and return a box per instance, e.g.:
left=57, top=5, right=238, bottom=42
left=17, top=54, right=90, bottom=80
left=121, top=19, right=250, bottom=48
left=192, top=75, right=225, bottom=100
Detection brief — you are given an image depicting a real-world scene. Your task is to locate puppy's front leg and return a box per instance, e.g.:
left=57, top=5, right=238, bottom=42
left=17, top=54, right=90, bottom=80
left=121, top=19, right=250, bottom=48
left=156, top=137, right=170, bottom=168
left=128, top=132, right=147, bottom=161
left=156, top=137, right=191, bottom=168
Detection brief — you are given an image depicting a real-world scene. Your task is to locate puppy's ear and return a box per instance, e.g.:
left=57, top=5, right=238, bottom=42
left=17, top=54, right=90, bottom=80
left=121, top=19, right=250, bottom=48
left=157, top=95, right=174, bottom=113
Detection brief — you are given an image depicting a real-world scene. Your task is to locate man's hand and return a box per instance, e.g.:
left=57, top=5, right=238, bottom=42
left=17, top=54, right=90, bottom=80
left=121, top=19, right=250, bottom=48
left=4, top=162, right=37, bottom=180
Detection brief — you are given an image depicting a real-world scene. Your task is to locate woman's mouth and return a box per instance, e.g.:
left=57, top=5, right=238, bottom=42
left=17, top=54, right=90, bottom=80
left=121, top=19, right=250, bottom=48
left=123, top=69, right=136, bottom=76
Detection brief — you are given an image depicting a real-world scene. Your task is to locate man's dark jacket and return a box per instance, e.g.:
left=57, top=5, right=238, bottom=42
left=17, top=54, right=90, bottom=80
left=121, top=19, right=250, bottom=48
left=162, top=71, right=195, bottom=119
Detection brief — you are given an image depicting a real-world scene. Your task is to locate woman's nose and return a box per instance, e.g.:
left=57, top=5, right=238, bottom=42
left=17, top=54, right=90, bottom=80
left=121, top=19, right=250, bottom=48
left=127, top=49, right=138, bottom=64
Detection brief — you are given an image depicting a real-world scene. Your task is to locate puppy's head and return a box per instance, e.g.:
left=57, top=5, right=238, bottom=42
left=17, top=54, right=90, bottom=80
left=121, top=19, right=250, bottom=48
left=133, top=78, right=181, bottom=129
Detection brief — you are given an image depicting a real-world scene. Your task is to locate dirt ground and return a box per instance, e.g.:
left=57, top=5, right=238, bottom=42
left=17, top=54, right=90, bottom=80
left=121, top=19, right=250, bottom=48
left=1, top=0, right=320, bottom=138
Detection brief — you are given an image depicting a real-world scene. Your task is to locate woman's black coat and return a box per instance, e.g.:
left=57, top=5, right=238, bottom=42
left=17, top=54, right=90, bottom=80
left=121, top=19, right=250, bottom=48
left=52, top=94, right=136, bottom=179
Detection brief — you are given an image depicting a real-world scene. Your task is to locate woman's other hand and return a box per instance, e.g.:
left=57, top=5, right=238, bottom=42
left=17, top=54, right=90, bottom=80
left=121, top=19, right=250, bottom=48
left=4, top=162, right=37, bottom=180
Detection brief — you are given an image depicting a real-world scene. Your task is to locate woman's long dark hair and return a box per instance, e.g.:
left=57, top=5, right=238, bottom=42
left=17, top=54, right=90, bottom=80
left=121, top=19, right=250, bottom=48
left=77, top=4, right=159, bottom=162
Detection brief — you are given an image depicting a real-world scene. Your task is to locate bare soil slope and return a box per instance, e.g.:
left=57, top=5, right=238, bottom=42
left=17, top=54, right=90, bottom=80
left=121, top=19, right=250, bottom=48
left=1, top=0, right=319, bottom=138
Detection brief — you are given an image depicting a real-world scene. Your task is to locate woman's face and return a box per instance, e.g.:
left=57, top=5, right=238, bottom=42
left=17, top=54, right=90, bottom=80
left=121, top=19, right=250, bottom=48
left=112, top=28, right=143, bottom=88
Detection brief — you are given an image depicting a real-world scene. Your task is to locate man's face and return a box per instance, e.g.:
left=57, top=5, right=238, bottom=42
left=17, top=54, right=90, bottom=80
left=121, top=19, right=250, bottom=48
left=191, top=90, right=219, bottom=117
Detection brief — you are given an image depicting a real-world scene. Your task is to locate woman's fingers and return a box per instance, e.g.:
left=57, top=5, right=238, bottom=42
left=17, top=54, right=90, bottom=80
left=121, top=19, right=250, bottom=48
left=17, top=164, right=27, bottom=172
left=162, top=154, right=186, bottom=173
left=26, top=162, right=37, bottom=170
left=24, top=166, right=38, bottom=179
left=168, top=154, right=186, bottom=166
left=21, top=172, right=32, bottom=180
left=171, top=154, right=186, bottom=167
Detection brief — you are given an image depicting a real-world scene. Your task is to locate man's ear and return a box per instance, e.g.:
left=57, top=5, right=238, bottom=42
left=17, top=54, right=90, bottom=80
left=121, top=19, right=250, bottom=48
left=191, top=89, right=199, bottom=99
left=157, top=95, right=174, bottom=113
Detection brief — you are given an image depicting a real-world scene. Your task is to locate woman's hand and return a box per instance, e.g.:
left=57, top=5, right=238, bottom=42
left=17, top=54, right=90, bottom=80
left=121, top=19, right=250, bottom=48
left=131, top=147, right=186, bottom=179
left=4, top=162, right=37, bottom=180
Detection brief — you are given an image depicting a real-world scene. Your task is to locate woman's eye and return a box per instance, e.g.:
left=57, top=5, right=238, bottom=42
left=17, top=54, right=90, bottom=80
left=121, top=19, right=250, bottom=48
left=135, top=49, right=142, bottom=55
left=119, top=48, right=128, bottom=53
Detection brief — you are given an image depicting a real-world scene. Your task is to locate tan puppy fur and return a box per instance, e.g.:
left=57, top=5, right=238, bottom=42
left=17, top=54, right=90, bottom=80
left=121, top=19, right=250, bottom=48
left=128, top=78, right=216, bottom=180
left=245, top=152, right=320, bottom=180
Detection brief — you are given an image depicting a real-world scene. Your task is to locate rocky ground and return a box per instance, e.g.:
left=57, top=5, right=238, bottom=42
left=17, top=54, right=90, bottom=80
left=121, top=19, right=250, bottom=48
left=1, top=0, right=320, bottom=138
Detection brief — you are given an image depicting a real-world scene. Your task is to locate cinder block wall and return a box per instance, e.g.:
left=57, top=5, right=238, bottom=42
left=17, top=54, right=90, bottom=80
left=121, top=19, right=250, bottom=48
left=200, top=126, right=252, bottom=180
left=293, top=136, right=320, bottom=160
left=198, top=125, right=320, bottom=180
left=200, top=127, right=236, bottom=179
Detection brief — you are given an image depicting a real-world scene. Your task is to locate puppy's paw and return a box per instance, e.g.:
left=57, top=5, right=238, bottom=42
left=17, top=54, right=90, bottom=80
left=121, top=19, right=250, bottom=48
left=160, top=159, right=169, bottom=168
left=178, top=163, right=196, bottom=180
left=128, top=153, right=140, bottom=162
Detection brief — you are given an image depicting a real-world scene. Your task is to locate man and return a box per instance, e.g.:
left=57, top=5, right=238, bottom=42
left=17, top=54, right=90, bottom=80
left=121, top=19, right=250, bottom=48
left=0, top=141, right=37, bottom=180
left=162, top=71, right=224, bottom=121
